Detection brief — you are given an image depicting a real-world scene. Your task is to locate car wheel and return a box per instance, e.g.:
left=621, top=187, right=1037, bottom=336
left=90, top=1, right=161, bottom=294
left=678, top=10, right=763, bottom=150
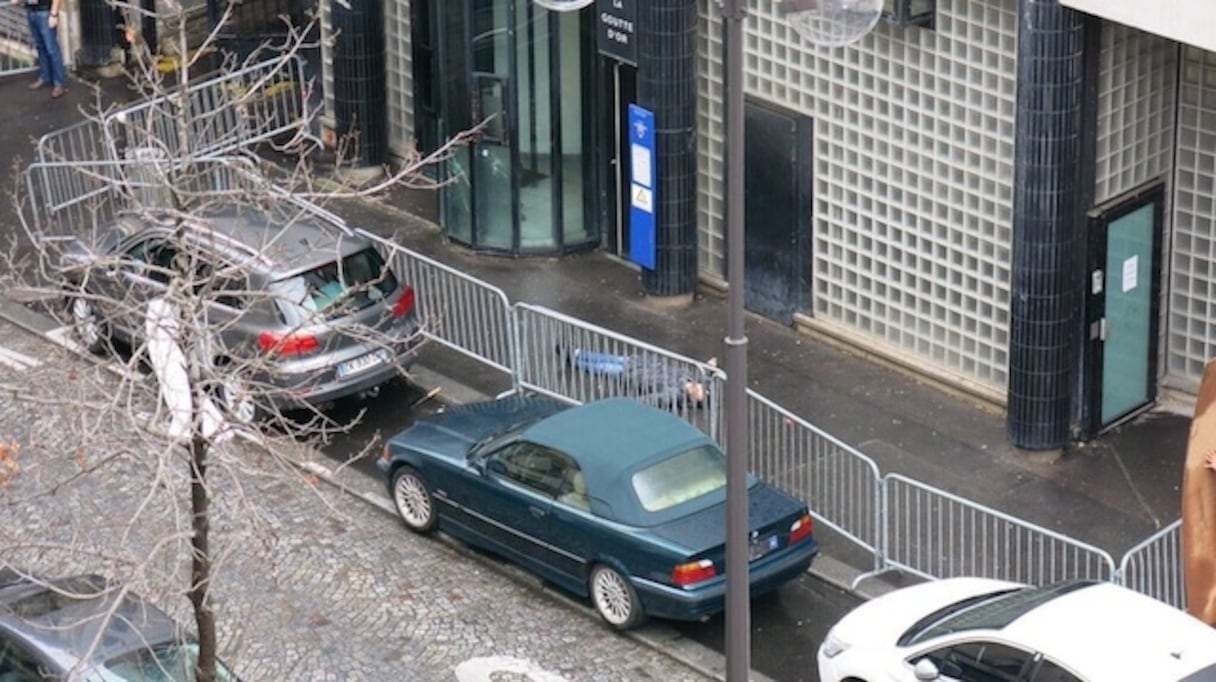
left=67, top=296, right=106, bottom=354
left=217, top=375, right=261, bottom=424
left=589, top=564, right=645, bottom=630
left=392, top=466, right=437, bottom=533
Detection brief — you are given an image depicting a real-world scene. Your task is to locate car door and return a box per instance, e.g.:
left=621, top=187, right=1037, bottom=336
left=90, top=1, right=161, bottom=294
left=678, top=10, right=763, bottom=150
left=463, top=441, right=566, bottom=580
left=912, top=640, right=1035, bottom=682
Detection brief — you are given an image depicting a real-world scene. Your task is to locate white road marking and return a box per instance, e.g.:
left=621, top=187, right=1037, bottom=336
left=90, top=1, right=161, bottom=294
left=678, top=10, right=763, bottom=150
left=0, top=345, right=41, bottom=371
left=454, top=656, right=569, bottom=682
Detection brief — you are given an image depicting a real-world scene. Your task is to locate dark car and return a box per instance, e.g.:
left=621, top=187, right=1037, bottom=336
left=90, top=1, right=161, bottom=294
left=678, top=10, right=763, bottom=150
left=0, top=570, right=239, bottom=680
left=59, top=204, right=424, bottom=420
left=377, top=396, right=819, bottom=629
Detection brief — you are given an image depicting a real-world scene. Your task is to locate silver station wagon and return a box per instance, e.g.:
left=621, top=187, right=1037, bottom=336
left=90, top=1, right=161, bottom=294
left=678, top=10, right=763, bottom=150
left=60, top=204, right=424, bottom=420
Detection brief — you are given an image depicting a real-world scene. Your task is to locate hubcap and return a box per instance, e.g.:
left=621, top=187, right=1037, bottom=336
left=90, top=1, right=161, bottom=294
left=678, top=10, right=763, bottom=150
left=394, top=473, right=432, bottom=528
left=592, top=569, right=632, bottom=625
left=71, top=298, right=99, bottom=347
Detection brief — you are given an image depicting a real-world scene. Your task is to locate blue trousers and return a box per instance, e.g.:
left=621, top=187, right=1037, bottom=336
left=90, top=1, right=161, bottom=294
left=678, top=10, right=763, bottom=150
left=569, top=349, right=629, bottom=377
left=27, top=10, right=66, bottom=88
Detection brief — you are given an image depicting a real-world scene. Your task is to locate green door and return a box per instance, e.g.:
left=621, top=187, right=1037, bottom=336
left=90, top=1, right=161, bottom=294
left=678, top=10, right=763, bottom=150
left=1092, top=191, right=1162, bottom=430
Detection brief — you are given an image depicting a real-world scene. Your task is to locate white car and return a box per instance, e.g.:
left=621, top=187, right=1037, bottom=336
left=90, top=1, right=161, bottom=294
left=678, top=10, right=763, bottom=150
left=818, top=577, right=1216, bottom=682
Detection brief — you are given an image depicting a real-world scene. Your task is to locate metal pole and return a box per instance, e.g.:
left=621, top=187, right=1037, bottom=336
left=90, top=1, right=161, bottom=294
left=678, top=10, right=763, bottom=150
left=722, top=0, right=750, bottom=679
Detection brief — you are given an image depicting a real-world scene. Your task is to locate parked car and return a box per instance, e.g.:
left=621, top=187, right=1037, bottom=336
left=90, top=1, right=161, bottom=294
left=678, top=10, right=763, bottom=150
left=0, top=570, right=239, bottom=680
left=59, top=204, right=424, bottom=420
left=818, top=576, right=1216, bottom=681
left=378, top=395, right=819, bottom=629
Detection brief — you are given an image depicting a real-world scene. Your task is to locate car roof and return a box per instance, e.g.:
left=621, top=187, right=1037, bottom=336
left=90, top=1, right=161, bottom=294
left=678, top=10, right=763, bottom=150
left=1003, top=581, right=1216, bottom=678
left=523, top=398, right=712, bottom=521
left=0, top=574, right=182, bottom=671
left=524, top=398, right=709, bottom=471
left=120, top=205, right=370, bottom=277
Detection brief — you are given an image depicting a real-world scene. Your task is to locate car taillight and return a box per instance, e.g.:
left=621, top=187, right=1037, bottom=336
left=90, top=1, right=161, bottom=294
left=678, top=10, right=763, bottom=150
left=392, top=285, right=416, bottom=318
left=258, top=331, right=319, bottom=356
left=672, top=559, right=716, bottom=586
left=789, top=514, right=814, bottom=545
left=380, top=445, right=391, bottom=463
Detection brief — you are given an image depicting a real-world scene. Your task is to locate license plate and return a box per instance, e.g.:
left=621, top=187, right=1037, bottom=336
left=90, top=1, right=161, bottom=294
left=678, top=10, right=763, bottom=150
left=749, top=534, right=780, bottom=561
left=336, top=349, right=391, bottom=379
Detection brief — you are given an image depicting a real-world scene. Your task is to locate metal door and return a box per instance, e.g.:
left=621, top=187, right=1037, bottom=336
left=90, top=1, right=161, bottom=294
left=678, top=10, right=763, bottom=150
left=1084, top=184, right=1163, bottom=436
left=604, top=60, right=637, bottom=258
left=470, top=72, right=517, bottom=251
left=743, top=101, right=812, bottom=324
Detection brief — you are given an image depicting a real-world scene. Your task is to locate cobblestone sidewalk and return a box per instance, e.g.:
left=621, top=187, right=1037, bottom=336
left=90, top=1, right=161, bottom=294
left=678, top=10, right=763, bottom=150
left=0, top=320, right=714, bottom=681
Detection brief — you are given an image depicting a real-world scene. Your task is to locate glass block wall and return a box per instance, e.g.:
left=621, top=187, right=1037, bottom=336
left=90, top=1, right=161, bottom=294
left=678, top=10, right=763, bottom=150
left=383, top=0, right=413, bottom=154
left=1168, top=47, right=1216, bottom=389
left=697, top=0, right=1019, bottom=391
left=1093, top=24, right=1177, bottom=206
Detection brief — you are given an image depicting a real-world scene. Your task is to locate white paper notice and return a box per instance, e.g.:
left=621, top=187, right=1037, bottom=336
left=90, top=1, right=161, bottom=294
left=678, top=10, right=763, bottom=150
left=631, top=184, right=653, bottom=212
left=1122, top=255, right=1138, bottom=293
left=631, top=143, right=652, bottom=188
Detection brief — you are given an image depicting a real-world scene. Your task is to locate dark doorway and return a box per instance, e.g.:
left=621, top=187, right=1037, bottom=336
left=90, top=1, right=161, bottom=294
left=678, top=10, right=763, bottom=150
left=743, top=101, right=812, bottom=324
left=1082, top=182, right=1164, bottom=439
left=603, top=58, right=638, bottom=258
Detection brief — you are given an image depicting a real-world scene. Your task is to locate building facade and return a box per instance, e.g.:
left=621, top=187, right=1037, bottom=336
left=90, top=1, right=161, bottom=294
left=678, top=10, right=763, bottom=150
left=341, top=0, right=1216, bottom=448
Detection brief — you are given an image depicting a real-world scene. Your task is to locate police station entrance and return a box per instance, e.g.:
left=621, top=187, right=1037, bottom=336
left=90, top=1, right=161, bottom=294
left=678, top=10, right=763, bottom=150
left=415, top=0, right=600, bottom=254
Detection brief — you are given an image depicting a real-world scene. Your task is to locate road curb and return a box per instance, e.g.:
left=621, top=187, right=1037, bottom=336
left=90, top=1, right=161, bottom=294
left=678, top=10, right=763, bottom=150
left=0, top=301, right=764, bottom=681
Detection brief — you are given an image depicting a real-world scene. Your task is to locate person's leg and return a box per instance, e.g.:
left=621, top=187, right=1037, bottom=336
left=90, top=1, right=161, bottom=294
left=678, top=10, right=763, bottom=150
left=29, top=11, right=66, bottom=88
left=570, top=349, right=628, bottom=376
left=26, top=11, right=52, bottom=86
left=45, top=25, right=66, bottom=88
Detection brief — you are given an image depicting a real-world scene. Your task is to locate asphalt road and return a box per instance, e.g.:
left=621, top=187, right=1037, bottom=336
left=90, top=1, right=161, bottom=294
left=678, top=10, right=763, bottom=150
left=317, top=381, right=865, bottom=682
left=0, top=296, right=863, bottom=682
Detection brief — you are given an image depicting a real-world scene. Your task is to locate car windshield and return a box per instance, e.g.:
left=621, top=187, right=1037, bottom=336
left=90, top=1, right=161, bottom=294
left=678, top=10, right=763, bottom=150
left=632, top=444, right=727, bottom=512
left=270, top=247, right=397, bottom=323
left=99, top=642, right=238, bottom=681
left=899, top=581, right=1096, bottom=646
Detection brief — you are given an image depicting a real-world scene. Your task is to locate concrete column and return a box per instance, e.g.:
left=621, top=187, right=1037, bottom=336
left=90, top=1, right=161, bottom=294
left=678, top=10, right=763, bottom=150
left=637, top=0, right=698, bottom=298
left=1007, top=0, right=1090, bottom=449
left=331, top=0, right=388, bottom=166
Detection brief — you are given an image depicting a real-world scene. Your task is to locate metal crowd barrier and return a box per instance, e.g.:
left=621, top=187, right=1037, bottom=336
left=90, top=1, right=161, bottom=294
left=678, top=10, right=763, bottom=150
left=513, top=303, right=722, bottom=439
left=358, top=231, right=515, bottom=376
left=23, top=161, right=123, bottom=236
left=1118, top=519, right=1184, bottom=610
left=881, top=473, right=1118, bottom=585
left=746, top=389, right=883, bottom=572
left=103, top=56, right=316, bottom=164
left=0, top=4, right=36, bottom=77
left=33, top=56, right=314, bottom=171
left=19, top=106, right=1193, bottom=609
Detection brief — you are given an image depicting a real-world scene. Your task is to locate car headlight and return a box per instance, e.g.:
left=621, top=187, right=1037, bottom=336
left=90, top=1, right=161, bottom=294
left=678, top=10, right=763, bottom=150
left=820, top=632, right=849, bottom=659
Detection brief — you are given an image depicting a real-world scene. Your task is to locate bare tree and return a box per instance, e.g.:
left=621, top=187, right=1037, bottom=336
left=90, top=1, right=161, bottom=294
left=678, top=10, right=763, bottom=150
left=0, top=3, right=485, bottom=679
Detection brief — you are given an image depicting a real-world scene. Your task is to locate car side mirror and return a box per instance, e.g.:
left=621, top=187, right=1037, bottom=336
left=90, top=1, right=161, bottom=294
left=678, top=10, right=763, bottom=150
left=913, top=658, right=942, bottom=681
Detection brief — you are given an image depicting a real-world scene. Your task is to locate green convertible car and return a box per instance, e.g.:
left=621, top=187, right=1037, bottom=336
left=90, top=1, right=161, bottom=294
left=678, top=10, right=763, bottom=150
left=378, top=396, right=819, bottom=629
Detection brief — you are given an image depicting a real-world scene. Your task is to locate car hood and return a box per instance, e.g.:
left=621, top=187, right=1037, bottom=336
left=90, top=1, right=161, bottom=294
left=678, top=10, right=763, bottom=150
left=828, top=577, right=1022, bottom=648
left=648, top=482, right=805, bottom=552
left=394, top=395, right=571, bottom=461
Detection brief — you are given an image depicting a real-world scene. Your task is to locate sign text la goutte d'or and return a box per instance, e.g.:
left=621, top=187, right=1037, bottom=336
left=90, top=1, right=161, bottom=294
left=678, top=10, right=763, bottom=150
left=597, top=0, right=637, bottom=65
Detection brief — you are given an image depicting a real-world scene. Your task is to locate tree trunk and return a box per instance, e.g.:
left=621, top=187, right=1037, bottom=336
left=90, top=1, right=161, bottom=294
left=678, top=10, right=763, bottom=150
left=189, top=434, right=218, bottom=682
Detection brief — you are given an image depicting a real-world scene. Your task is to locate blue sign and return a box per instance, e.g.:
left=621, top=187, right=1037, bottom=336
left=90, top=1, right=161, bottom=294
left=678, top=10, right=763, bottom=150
left=628, top=104, right=657, bottom=270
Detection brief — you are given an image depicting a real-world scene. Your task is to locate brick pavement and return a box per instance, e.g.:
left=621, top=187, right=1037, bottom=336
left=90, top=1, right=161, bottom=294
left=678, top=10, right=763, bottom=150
left=0, top=319, right=716, bottom=681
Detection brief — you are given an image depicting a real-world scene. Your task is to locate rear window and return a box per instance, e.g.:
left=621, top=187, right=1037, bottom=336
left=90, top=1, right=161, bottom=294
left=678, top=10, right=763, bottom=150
left=270, top=248, right=398, bottom=323
left=632, top=444, right=727, bottom=512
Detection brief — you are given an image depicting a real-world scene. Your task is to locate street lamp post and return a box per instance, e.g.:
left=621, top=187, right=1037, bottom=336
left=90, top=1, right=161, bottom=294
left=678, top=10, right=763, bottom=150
left=719, top=2, right=881, bottom=680
left=720, top=0, right=751, bottom=679
left=538, top=1, right=880, bottom=679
